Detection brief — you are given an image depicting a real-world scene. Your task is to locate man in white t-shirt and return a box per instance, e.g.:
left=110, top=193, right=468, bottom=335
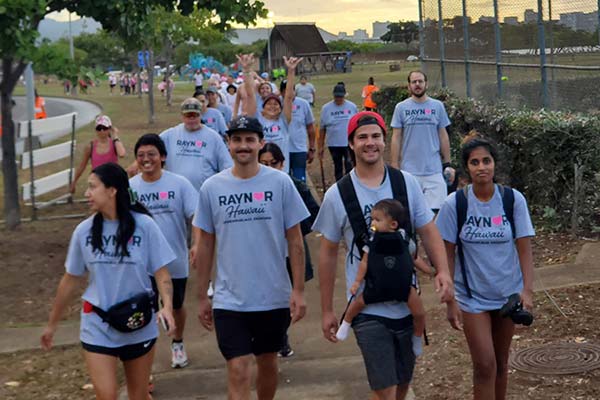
left=313, top=111, right=455, bottom=400
left=193, top=103, right=309, bottom=398
left=390, top=70, right=456, bottom=212
left=295, top=75, right=316, bottom=106
left=193, top=70, right=204, bottom=91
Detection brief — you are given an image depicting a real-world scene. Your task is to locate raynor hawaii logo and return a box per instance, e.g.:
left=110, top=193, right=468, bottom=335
left=462, top=214, right=510, bottom=243
left=218, top=191, right=274, bottom=221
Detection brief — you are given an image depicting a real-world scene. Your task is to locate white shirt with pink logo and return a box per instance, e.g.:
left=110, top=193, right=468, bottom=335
left=159, top=123, right=233, bottom=190
left=193, top=165, right=309, bottom=312
left=391, top=97, right=451, bottom=176
left=130, top=170, right=198, bottom=278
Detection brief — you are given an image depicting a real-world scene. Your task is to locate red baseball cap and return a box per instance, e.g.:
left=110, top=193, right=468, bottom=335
left=347, top=111, right=387, bottom=138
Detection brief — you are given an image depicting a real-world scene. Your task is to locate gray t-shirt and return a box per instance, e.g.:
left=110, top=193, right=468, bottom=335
left=257, top=113, right=291, bottom=171
left=435, top=186, right=535, bottom=313
left=312, top=168, right=434, bottom=319
left=289, top=97, right=315, bottom=153
left=216, top=103, right=233, bottom=125
left=66, top=213, right=175, bottom=347
left=319, top=100, right=358, bottom=147
left=192, top=165, right=310, bottom=312
left=130, top=171, right=198, bottom=278
left=202, top=108, right=228, bottom=137
left=295, top=82, right=315, bottom=103
left=159, top=123, right=233, bottom=190
left=390, top=97, right=450, bottom=176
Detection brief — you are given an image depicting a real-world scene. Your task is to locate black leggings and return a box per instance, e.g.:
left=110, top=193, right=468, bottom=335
left=329, top=146, right=353, bottom=182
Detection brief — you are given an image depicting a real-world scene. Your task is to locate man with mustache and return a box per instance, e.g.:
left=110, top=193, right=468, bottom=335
left=390, top=71, right=455, bottom=213
left=193, top=55, right=309, bottom=397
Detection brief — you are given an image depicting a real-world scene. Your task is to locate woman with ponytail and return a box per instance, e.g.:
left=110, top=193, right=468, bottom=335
left=41, top=163, right=176, bottom=400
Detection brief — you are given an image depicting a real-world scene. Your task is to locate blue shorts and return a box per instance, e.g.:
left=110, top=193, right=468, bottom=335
left=352, top=314, right=415, bottom=390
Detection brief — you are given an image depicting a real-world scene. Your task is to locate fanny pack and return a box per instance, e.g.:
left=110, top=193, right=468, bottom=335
left=85, top=292, right=155, bottom=333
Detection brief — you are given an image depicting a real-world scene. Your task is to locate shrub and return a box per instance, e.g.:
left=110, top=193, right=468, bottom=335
left=375, top=86, right=600, bottom=233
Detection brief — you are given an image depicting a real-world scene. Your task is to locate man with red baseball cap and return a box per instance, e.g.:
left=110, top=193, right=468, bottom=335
left=313, top=110, right=455, bottom=400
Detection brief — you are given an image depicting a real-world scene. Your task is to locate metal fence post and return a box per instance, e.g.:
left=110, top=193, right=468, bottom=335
left=418, top=0, right=426, bottom=71
left=537, top=0, right=549, bottom=108
left=597, top=0, right=600, bottom=46
left=68, top=114, right=76, bottom=203
left=437, top=0, right=447, bottom=87
left=462, top=0, right=471, bottom=98
left=493, top=0, right=503, bottom=99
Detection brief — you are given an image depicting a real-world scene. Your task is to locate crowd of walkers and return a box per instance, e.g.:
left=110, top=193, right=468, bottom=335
left=42, top=53, right=535, bottom=400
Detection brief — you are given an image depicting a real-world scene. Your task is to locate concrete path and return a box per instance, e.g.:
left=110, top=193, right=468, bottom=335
left=3, top=239, right=600, bottom=399
left=0, top=96, right=101, bottom=160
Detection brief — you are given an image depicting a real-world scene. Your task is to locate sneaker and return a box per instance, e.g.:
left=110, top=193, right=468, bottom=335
left=171, top=342, right=189, bottom=368
left=207, top=280, right=214, bottom=299
left=278, top=343, right=294, bottom=358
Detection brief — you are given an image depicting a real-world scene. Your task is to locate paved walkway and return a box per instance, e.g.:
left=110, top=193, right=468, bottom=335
left=3, top=239, right=599, bottom=399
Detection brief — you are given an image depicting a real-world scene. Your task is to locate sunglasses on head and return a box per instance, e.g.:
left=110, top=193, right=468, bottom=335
left=95, top=125, right=110, bottom=131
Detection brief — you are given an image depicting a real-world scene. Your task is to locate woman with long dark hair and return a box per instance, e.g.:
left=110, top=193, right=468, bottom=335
left=436, top=132, right=535, bottom=400
left=42, top=163, right=176, bottom=400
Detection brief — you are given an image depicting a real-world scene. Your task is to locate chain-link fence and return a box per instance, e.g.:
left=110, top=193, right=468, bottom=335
left=419, top=0, right=600, bottom=111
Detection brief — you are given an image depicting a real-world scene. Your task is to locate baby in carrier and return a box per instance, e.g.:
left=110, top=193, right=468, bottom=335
left=336, top=199, right=426, bottom=356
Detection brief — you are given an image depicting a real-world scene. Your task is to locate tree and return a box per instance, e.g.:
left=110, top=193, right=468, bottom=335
left=1, top=0, right=267, bottom=229
left=74, top=31, right=128, bottom=71
left=32, top=39, right=87, bottom=83
left=381, top=21, right=419, bottom=47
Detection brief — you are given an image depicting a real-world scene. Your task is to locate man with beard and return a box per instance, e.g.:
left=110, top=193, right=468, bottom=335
left=390, top=71, right=455, bottom=213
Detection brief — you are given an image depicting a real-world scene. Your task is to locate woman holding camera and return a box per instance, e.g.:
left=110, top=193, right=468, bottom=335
left=435, top=132, right=535, bottom=400
left=42, top=163, right=176, bottom=400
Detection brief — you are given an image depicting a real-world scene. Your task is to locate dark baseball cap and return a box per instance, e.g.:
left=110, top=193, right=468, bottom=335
left=181, top=98, right=202, bottom=114
left=262, top=94, right=282, bottom=108
left=227, top=116, right=264, bottom=138
left=333, top=82, right=346, bottom=97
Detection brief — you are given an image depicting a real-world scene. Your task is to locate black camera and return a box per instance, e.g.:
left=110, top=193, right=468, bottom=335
left=500, top=293, right=533, bottom=326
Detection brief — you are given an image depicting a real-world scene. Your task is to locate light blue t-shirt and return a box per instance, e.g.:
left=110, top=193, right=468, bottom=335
left=129, top=171, right=198, bottom=278
left=201, top=108, right=228, bottom=137
left=192, top=165, right=310, bottom=312
left=66, top=213, right=176, bottom=347
left=257, top=113, right=291, bottom=171
left=295, top=82, right=315, bottom=103
left=215, top=103, right=233, bottom=125
left=435, top=186, right=535, bottom=313
left=312, top=168, right=434, bottom=319
left=159, top=123, right=233, bottom=190
left=319, top=100, right=358, bottom=147
left=390, top=97, right=451, bottom=176
left=289, top=97, right=315, bottom=153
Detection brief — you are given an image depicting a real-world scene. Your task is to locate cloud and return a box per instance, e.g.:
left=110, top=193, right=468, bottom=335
left=260, top=0, right=418, bottom=34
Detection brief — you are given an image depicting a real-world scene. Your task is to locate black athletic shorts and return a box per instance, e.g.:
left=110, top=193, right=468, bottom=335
left=81, top=338, right=156, bottom=361
left=213, top=308, right=291, bottom=360
left=150, top=276, right=187, bottom=311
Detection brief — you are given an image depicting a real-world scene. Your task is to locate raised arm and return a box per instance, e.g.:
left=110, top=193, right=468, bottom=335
left=282, top=56, right=303, bottom=124
left=237, top=54, right=257, bottom=117
left=111, top=126, right=126, bottom=158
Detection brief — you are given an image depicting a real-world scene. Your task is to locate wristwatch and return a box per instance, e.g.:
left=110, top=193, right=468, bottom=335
left=309, top=147, right=316, bottom=152
left=113, top=138, right=121, bottom=142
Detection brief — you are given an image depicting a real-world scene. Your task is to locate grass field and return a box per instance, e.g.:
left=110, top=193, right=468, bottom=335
left=2, top=61, right=416, bottom=217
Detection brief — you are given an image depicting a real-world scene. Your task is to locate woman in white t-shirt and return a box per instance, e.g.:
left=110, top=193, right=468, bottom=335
left=436, top=133, right=535, bottom=400
left=41, top=162, right=176, bottom=400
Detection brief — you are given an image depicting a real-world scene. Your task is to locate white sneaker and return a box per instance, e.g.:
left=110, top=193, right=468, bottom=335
left=171, top=342, right=189, bottom=368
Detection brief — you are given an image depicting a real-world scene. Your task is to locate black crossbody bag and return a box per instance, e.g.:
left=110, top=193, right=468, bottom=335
left=92, top=292, right=155, bottom=333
